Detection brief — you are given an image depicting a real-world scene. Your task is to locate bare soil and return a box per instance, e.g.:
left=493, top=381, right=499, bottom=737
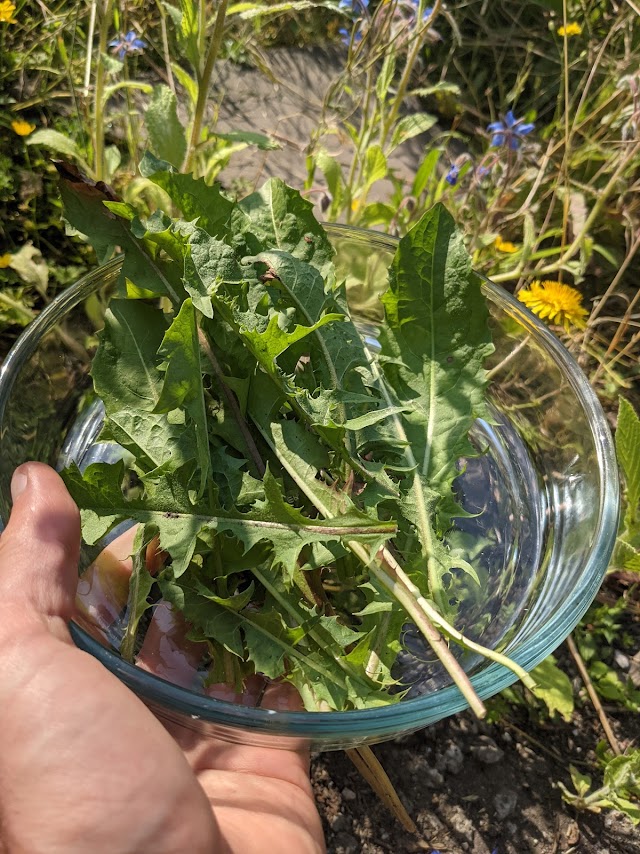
left=312, top=670, right=640, bottom=854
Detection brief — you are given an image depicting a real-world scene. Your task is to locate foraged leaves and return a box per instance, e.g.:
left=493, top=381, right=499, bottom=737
left=92, top=300, right=167, bottom=413
left=376, top=204, right=493, bottom=614
left=153, top=298, right=211, bottom=495
left=61, top=171, right=496, bottom=712
left=232, top=177, right=336, bottom=279
left=63, top=461, right=395, bottom=583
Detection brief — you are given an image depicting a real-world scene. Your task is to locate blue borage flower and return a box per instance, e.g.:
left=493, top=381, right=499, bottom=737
left=487, top=110, right=535, bottom=150
left=444, top=164, right=460, bottom=185
left=339, top=26, right=363, bottom=45
left=338, top=0, right=368, bottom=14
left=108, top=30, right=146, bottom=61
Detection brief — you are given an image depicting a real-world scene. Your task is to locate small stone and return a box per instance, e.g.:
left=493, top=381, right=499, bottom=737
left=564, top=819, right=580, bottom=845
left=424, top=767, right=445, bottom=787
left=341, top=787, right=356, bottom=802
left=439, top=743, right=464, bottom=775
left=493, top=790, right=517, bottom=820
left=333, top=831, right=359, bottom=854
left=470, top=736, right=504, bottom=765
left=614, top=649, right=630, bottom=670
left=501, top=730, right=513, bottom=743
left=329, top=813, right=349, bottom=833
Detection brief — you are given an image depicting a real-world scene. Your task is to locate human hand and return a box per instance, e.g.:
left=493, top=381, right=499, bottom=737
left=0, top=463, right=325, bottom=853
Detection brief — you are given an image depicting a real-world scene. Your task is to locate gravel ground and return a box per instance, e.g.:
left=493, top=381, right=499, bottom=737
left=312, top=702, right=640, bottom=854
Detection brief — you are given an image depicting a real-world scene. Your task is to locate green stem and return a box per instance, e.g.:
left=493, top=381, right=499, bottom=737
left=93, top=0, right=115, bottom=182
left=197, top=0, right=207, bottom=73
left=492, top=140, right=640, bottom=284
left=182, top=0, right=230, bottom=175
left=156, top=0, right=175, bottom=94
left=0, top=291, right=35, bottom=325
left=349, top=541, right=487, bottom=717
left=378, top=0, right=442, bottom=151
left=381, top=546, right=537, bottom=691
left=345, top=64, right=376, bottom=225
left=250, top=408, right=488, bottom=716
left=252, top=566, right=379, bottom=694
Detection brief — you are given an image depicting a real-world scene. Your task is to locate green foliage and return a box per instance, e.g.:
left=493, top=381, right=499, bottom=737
left=530, top=655, right=574, bottom=722
left=59, top=168, right=495, bottom=711
left=614, top=397, right=640, bottom=571
left=559, top=746, right=640, bottom=825
left=144, top=85, right=187, bottom=169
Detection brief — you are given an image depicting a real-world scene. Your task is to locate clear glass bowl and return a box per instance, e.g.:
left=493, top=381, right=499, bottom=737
left=0, top=225, right=619, bottom=750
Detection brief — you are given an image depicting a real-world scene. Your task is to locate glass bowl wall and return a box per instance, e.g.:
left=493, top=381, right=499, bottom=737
left=0, top=225, right=619, bottom=750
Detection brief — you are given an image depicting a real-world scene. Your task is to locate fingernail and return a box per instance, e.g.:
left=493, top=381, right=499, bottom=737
left=11, top=470, right=28, bottom=502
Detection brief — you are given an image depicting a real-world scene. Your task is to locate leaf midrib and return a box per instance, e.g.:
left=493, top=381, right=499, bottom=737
left=83, top=503, right=396, bottom=536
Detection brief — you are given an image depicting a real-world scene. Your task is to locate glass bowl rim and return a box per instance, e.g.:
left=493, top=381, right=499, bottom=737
left=0, top=223, right=620, bottom=739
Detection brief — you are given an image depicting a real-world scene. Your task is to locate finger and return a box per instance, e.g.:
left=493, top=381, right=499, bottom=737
left=136, top=602, right=207, bottom=689
left=207, top=673, right=267, bottom=706
left=0, top=463, right=80, bottom=624
left=75, top=525, right=137, bottom=634
left=76, top=528, right=166, bottom=642
left=261, top=681, right=305, bottom=713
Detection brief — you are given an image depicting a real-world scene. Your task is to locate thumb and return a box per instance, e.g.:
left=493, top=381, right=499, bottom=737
left=0, top=462, right=80, bottom=622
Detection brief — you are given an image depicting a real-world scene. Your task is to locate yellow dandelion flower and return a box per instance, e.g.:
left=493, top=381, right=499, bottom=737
left=518, top=280, right=588, bottom=331
left=0, top=1, right=16, bottom=23
left=11, top=118, right=35, bottom=137
left=557, top=22, right=582, bottom=37
left=0, top=253, right=12, bottom=268
left=495, top=236, right=519, bottom=254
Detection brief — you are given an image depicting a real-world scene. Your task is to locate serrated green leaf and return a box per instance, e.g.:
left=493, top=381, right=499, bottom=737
left=240, top=309, right=343, bottom=369
left=100, top=409, right=197, bottom=475
left=183, top=225, right=245, bottom=317
left=140, top=153, right=235, bottom=239
left=531, top=654, right=575, bottom=721
left=209, top=444, right=264, bottom=508
left=92, top=300, right=167, bottom=414
left=145, top=85, right=187, bottom=169
left=153, top=299, right=211, bottom=496
left=232, top=178, right=335, bottom=280
left=62, top=459, right=395, bottom=583
left=617, top=396, right=640, bottom=535
left=120, top=524, right=156, bottom=662
left=27, top=130, right=91, bottom=173
left=159, top=574, right=246, bottom=657
left=389, top=113, right=437, bottom=151
left=376, top=203, right=493, bottom=612
left=60, top=179, right=183, bottom=299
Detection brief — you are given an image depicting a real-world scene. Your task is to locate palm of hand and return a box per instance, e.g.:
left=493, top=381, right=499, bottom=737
left=0, top=464, right=324, bottom=854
